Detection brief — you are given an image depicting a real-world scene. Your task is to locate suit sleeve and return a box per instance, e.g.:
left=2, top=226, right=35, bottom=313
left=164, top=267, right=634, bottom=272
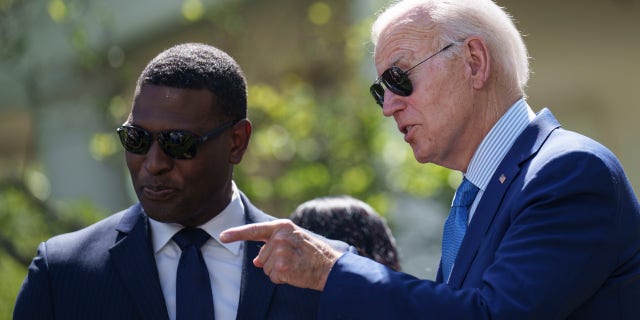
left=319, top=253, right=491, bottom=319
left=13, top=242, right=55, bottom=320
left=318, top=146, right=639, bottom=319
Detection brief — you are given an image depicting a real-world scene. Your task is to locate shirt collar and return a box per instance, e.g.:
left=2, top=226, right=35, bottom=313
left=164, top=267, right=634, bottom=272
left=148, top=181, right=245, bottom=256
left=465, top=98, right=535, bottom=190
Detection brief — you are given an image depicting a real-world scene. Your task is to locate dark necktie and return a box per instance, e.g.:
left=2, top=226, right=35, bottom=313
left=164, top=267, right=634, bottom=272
left=173, top=228, right=215, bottom=320
left=441, top=177, right=480, bottom=282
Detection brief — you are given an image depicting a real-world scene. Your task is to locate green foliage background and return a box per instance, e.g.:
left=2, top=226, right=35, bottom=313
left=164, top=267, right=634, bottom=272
left=0, top=0, right=454, bottom=317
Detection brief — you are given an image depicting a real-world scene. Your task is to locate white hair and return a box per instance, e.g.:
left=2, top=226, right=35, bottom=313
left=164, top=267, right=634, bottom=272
left=371, top=0, right=530, bottom=93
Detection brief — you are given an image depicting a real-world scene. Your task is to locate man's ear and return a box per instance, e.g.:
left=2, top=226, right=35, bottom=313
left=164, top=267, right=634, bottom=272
left=229, top=119, right=252, bottom=164
left=465, top=37, right=490, bottom=89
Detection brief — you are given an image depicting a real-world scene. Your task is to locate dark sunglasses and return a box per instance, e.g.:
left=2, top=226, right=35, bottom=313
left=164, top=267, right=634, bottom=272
left=370, top=43, right=454, bottom=107
left=116, top=119, right=240, bottom=159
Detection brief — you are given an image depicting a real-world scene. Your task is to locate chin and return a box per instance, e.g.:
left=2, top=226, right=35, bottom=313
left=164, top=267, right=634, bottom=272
left=140, top=203, right=173, bottom=222
left=144, top=211, right=172, bottom=223
left=414, top=157, right=431, bottom=164
left=410, top=148, right=430, bottom=164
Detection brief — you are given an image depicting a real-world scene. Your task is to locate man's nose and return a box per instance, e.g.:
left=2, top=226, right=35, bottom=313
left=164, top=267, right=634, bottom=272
left=143, top=141, right=173, bottom=175
left=381, top=92, right=405, bottom=117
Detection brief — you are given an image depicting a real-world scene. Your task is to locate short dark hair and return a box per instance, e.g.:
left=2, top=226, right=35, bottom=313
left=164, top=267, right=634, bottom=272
left=290, top=195, right=401, bottom=271
left=136, top=43, right=247, bottom=120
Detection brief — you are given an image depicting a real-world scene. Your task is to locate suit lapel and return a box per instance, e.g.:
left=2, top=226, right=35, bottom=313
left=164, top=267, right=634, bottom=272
left=235, top=193, right=277, bottom=320
left=448, top=109, right=561, bottom=287
left=109, top=204, right=169, bottom=320
left=236, top=240, right=277, bottom=319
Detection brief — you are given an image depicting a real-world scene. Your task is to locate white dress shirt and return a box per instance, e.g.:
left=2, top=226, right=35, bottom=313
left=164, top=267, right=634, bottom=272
left=149, top=182, right=245, bottom=320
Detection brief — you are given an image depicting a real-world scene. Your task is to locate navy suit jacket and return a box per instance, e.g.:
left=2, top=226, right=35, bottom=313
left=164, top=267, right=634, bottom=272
left=319, top=109, right=640, bottom=319
left=14, top=193, right=322, bottom=319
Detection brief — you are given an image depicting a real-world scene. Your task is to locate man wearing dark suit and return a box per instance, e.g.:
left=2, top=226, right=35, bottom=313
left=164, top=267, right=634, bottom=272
left=13, top=43, right=332, bottom=319
left=220, top=0, right=640, bottom=319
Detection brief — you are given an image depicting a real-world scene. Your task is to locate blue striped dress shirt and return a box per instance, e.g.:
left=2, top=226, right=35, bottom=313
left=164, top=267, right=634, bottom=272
left=464, top=98, right=536, bottom=223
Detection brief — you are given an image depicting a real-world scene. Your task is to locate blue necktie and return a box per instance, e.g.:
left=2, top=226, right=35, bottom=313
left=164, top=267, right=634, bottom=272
left=441, top=177, right=480, bottom=282
left=173, top=228, right=215, bottom=320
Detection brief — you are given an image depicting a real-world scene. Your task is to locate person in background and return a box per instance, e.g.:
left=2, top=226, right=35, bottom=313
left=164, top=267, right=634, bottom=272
left=13, top=42, right=349, bottom=320
left=220, top=0, right=640, bottom=318
left=290, top=195, right=401, bottom=271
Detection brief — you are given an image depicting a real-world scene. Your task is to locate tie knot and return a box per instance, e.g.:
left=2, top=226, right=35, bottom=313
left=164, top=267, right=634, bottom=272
left=173, top=228, right=210, bottom=250
left=452, top=178, right=480, bottom=208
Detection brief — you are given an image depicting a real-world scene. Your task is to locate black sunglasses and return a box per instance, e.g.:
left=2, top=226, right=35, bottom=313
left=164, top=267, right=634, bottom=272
left=370, top=43, right=454, bottom=107
left=116, top=119, right=240, bottom=159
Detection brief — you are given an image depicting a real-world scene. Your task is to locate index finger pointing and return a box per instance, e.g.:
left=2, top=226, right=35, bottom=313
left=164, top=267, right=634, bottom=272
left=220, top=221, right=279, bottom=243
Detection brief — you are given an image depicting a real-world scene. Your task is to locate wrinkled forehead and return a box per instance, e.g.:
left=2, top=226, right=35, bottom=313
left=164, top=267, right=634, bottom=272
left=373, top=3, right=436, bottom=43
left=374, top=6, right=439, bottom=57
left=373, top=22, right=438, bottom=71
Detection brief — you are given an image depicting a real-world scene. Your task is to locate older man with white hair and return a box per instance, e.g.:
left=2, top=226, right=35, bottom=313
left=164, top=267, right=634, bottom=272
left=221, top=1, right=640, bottom=318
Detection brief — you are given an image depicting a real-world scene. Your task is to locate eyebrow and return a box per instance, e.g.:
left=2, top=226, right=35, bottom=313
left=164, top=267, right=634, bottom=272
left=388, top=50, right=414, bottom=69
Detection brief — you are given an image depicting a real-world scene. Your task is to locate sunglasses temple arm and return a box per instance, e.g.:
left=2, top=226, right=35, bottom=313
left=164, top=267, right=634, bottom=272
left=199, top=119, right=240, bottom=143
